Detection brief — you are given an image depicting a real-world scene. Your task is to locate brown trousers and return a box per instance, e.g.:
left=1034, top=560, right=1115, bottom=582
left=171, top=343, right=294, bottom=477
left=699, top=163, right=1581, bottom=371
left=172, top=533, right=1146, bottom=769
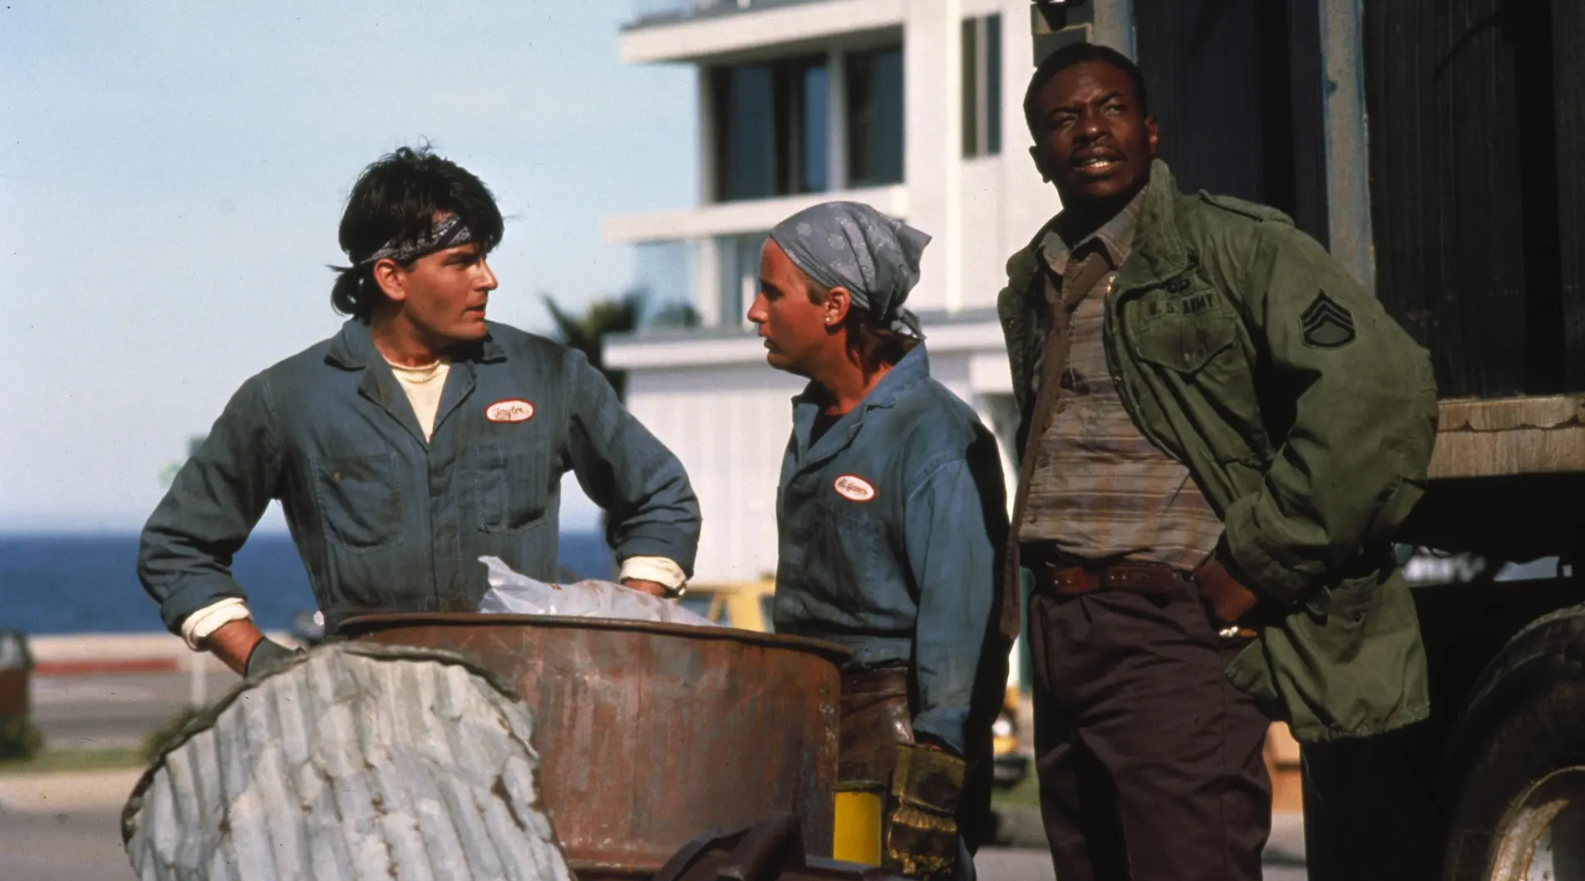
left=1027, top=577, right=1272, bottom=881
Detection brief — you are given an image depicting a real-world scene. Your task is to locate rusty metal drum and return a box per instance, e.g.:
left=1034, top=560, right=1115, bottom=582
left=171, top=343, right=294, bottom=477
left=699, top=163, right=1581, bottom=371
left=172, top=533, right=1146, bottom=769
left=340, top=613, right=849, bottom=880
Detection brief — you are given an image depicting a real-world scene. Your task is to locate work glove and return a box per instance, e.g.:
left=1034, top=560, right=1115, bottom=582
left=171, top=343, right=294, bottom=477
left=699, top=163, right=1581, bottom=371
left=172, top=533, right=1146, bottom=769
left=882, top=744, right=966, bottom=879
left=244, top=638, right=300, bottom=678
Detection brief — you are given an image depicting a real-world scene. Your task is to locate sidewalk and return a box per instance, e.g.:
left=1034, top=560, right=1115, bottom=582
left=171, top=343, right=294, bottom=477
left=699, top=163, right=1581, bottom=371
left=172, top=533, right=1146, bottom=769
left=27, top=632, right=299, bottom=676
left=0, top=768, right=144, bottom=816
left=995, top=805, right=1306, bottom=866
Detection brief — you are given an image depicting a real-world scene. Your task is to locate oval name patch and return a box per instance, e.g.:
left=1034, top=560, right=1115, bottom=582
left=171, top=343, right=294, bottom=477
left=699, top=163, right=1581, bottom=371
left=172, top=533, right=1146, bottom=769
left=833, top=474, right=876, bottom=502
left=485, top=399, right=535, bottom=423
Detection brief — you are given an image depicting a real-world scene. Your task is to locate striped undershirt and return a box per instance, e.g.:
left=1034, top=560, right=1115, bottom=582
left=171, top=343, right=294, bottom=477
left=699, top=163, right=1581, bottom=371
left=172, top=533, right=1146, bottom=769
left=1018, top=190, right=1224, bottom=572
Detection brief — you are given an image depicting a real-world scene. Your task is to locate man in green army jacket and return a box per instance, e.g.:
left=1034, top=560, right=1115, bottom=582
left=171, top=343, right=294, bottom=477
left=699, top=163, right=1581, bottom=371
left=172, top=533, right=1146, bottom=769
left=998, top=42, right=1439, bottom=881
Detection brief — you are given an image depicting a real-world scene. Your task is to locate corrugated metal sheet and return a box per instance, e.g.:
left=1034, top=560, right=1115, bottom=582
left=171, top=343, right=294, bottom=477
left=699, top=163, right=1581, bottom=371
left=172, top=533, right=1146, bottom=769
left=122, top=643, right=572, bottom=881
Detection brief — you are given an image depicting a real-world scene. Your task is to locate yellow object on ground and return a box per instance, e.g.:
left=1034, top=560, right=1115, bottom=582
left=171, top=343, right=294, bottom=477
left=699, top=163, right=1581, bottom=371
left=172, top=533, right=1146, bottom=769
left=832, top=788, right=884, bottom=865
left=677, top=579, right=776, bottom=631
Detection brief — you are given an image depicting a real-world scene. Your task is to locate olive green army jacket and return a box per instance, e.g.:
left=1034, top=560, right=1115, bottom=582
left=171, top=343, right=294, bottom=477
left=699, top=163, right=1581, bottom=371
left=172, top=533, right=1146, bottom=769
left=998, top=160, right=1439, bottom=743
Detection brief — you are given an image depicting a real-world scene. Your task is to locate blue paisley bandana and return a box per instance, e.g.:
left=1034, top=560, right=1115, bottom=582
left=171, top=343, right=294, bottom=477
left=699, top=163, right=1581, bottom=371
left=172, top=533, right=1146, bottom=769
left=770, top=201, right=931, bottom=339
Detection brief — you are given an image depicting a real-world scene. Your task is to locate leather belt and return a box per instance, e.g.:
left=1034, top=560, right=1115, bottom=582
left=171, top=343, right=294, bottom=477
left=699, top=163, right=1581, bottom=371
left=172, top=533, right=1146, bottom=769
left=1022, top=544, right=1182, bottom=596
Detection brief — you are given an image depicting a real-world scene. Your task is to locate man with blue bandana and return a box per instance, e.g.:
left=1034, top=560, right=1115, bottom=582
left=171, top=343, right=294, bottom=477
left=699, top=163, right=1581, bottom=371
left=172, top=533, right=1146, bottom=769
left=747, top=201, right=1009, bottom=880
left=138, top=147, right=702, bottom=678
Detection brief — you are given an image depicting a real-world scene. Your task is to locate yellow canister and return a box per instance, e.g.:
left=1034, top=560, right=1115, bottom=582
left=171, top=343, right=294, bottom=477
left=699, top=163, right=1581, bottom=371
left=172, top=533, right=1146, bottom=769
left=832, top=784, right=884, bottom=865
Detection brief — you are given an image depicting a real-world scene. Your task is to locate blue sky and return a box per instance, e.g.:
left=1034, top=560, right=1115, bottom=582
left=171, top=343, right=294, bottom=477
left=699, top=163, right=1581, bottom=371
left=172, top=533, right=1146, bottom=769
left=1, top=1, right=697, bottom=532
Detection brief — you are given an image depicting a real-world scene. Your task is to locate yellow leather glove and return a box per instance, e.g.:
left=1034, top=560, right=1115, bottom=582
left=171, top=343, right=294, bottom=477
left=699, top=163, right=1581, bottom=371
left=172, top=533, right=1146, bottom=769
left=882, top=744, right=966, bottom=878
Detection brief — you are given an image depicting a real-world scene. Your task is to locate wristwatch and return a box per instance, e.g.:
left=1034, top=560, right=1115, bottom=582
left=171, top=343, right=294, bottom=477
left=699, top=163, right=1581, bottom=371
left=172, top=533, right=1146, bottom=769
left=664, top=583, right=688, bottom=600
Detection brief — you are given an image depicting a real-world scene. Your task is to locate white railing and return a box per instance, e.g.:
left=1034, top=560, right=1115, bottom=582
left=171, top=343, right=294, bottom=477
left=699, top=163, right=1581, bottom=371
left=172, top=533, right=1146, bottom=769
left=628, top=0, right=820, bottom=28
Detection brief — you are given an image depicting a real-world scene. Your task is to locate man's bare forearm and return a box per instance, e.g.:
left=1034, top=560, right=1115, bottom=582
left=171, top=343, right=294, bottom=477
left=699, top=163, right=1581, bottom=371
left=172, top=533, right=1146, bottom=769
left=206, top=619, right=266, bottom=675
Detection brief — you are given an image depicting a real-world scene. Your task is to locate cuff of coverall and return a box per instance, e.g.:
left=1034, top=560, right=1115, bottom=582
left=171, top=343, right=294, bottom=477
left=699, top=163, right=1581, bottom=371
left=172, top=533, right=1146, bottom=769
left=180, top=598, right=253, bottom=651
left=912, top=708, right=969, bottom=757
left=618, top=556, right=686, bottom=591
left=1221, top=494, right=1315, bottom=607
left=612, top=527, right=698, bottom=576
left=159, top=576, right=248, bottom=637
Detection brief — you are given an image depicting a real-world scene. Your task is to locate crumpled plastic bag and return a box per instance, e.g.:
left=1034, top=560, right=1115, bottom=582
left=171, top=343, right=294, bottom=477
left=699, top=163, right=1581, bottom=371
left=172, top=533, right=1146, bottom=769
left=476, top=556, right=716, bottom=627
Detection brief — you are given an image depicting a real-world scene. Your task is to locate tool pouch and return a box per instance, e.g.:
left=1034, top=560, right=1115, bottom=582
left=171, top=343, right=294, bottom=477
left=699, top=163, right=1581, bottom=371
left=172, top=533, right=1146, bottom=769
left=881, top=744, right=966, bottom=879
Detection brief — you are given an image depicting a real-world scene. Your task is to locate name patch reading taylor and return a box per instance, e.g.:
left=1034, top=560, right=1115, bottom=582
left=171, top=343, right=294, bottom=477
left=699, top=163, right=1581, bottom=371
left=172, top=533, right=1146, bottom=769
left=485, top=399, right=535, bottom=423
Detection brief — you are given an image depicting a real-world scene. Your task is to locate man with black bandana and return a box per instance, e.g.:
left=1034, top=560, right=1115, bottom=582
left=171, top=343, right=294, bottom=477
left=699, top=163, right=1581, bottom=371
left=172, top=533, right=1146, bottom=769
left=138, top=146, right=702, bottom=677
left=748, top=201, right=1009, bottom=880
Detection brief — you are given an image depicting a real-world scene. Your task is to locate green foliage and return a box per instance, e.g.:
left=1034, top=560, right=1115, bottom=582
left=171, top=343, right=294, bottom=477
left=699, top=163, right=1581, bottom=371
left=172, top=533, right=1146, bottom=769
left=648, top=300, right=702, bottom=330
left=159, top=434, right=208, bottom=487
left=0, top=714, right=44, bottom=763
left=991, top=769, right=1040, bottom=809
left=542, top=289, right=644, bottom=399
left=0, top=747, right=142, bottom=775
left=541, top=288, right=701, bottom=401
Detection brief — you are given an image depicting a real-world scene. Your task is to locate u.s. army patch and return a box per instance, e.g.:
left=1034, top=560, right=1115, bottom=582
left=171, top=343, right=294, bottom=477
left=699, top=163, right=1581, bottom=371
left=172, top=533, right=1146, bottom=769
left=1300, top=291, right=1356, bottom=348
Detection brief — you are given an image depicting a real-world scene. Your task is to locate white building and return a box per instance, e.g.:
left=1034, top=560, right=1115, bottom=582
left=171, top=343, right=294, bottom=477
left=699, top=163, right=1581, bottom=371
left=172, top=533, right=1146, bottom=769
left=603, top=0, right=1066, bottom=686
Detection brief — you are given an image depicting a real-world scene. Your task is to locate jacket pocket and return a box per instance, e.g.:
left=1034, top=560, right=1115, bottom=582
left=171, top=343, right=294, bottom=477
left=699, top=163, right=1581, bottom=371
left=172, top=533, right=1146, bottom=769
left=316, top=452, right=403, bottom=552
left=801, top=505, right=891, bottom=616
left=1131, top=307, right=1240, bottom=375
left=1127, top=296, right=1271, bottom=459
left=1253, top=567, right=1430, bottom=743
left=475, top=438, right=550, bottom=534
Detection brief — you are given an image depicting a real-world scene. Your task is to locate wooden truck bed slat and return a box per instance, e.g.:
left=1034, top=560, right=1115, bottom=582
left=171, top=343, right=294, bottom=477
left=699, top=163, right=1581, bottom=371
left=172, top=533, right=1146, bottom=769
left=1429, top=395, right=1585, bottom=479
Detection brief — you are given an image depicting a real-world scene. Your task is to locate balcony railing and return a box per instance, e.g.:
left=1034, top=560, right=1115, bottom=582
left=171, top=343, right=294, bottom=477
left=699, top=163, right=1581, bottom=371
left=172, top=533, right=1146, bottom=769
left=627, top=0, right=828, bottom=30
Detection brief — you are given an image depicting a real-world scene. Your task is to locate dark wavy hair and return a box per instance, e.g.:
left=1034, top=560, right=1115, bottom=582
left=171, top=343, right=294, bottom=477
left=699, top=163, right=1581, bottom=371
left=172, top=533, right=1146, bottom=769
left=1023, top=42, right=1150, bottom=137
left=329, top=145, right=505, bottom=320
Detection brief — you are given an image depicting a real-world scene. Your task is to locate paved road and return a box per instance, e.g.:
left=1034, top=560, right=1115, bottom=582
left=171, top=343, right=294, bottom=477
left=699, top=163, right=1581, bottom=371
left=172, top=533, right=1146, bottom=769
left=0, top=809, right=129, bottom=881
left=0, top=809, right=1308, bottom=881
left=975, top=848, right=1307, bottom=881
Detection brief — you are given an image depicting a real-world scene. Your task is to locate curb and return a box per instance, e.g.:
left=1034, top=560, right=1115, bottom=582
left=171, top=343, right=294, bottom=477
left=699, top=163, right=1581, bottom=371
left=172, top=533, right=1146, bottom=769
left=34, top=659, right=180, bottom=676
left=994, top=805, right=1308, bottom=865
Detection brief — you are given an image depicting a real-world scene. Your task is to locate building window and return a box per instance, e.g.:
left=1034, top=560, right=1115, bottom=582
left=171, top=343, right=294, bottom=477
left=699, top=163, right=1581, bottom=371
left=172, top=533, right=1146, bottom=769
left=845, top=45, right=905, bottom=186
left=962, top=14, right=1002, bottom=158
left=710, top=56, right=830, bottom=202
left=717, top=231, right=768, bottom=325
left=799, top=63, right=830, bottom=193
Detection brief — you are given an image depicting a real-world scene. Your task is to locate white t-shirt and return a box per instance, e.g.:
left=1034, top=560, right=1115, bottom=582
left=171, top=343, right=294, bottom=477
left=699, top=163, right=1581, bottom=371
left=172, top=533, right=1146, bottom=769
left=385, top=356, right=451, bottom=442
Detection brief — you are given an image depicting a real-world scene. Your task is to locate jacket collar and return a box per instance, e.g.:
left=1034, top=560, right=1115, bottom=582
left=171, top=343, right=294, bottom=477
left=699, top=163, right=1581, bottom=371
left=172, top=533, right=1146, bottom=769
left=325, top=318, right=507, bottom=370
left=1039, top=185, right=1145, bottom=274
left=856, top=343, right=931, bottom=411
left=1010, top=159, right=1194, bottom=298
left=1120, top=159, right=1195, bottom=288
left=325, top=318, right=505, bottom=446
left=792, top=343, right=930, bottom=413
left=790, top=345, right=931, bottom=467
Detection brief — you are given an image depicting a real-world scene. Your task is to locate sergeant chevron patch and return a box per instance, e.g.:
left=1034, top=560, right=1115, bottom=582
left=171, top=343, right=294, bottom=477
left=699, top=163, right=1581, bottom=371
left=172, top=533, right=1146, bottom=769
left=1300, top=290, right=1356, bottom=348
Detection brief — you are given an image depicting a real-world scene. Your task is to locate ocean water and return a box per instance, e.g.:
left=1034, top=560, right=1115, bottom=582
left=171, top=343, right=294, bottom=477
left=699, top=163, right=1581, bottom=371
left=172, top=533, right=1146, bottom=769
left=0, top=531, right=617, bottom=635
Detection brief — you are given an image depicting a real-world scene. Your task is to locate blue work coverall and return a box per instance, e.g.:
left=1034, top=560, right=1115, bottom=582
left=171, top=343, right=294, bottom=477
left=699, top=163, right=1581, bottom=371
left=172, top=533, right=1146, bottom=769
left=139, top=319, right=701, bottom=635
left=772, top=344, right=1009, bottom=859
